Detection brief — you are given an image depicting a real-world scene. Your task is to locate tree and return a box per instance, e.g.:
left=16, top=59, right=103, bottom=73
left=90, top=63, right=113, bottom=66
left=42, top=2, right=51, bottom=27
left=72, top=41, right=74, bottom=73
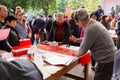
left=0, top=0, right=99, bottom=15
left=0, top=0, right=57, bottom=16
left=57, top=0, right=68, bottom=12
left=68, top=0, right=99, bottom=13
left=29, top=0, right=57, bottom=16
left=0, top=0, right=30, bottom=13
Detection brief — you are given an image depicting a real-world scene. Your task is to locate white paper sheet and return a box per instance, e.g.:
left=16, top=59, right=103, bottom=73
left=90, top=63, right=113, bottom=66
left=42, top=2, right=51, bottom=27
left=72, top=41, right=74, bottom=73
left=44, top=55, right=74, bottom=66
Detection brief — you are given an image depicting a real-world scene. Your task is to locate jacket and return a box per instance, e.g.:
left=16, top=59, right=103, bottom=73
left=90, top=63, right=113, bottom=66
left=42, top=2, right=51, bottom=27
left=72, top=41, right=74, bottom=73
left=3, top=25, right=20, bottom=46
left=48, top=20, right=70, bottom=44
left=0, top=59, right=43, bottom=80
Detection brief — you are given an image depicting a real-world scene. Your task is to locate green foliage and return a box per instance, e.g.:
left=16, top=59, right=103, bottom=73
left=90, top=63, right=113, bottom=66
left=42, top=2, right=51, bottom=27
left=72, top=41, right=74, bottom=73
left=0, top=0, right=30, bottom=13
left=0, top=0, right=99, bottom=15
left=68, top=0, right=99, bottom=13
left=57, top=0, right=67, bottom=12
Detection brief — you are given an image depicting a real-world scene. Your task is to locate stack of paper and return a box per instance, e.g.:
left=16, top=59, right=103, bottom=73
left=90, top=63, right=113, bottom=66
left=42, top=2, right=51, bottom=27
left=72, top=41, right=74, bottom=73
left=44, top=55, right=74, bottom=66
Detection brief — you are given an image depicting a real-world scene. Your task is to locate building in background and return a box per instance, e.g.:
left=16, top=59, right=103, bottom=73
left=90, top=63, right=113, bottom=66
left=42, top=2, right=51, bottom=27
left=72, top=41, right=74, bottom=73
left=100, top=0, right=120, bottom=15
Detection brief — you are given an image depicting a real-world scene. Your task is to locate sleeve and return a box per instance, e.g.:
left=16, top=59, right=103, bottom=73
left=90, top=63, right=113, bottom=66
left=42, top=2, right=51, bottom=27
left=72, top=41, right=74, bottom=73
left=48, top=23, right=54, bottom=41
left=63, top=22, right=71, bottom=44
left=76, top=29, right=97, bottom=56
left=116, top=21, right=120, bottom=35
left=77, top=38, right=83, bottom=43
left=0, top=39, right=12, bottom=52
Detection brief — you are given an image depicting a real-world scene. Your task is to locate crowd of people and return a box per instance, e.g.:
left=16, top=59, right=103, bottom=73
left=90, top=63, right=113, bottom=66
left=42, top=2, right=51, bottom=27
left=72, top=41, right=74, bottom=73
left=0, top=4, right=120, bottom=80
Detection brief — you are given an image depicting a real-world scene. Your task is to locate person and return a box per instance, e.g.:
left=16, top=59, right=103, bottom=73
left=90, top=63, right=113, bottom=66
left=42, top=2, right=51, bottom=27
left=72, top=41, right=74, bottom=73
left=48, top=12, right=70, bottom=44
left=0, top=5, right=8, bottom=28
left=15, top=11, right=32, bottom=39
left=110, top=7, right=115, bottom=18
left=110, top=15, right=119, bottom=30
left=90, top=11, right=99, bottom=21
left=0, top=5, right=15, bottom=53
left=15, top=6, right=23, bottom=15
left=116, top=16, right=120, bottom=49
left=46, top=14, right=53, bottom=34
left=3, top=14, right=20, bottom=47
left=70, top=8, right=116, bottom=80
left=96, top=5, right=104, bottom=20
left=100, top=15, right=110, bottom=30
left=69, top=10, right=81, bottom=46
left=31, top=16, right=46, bottom=43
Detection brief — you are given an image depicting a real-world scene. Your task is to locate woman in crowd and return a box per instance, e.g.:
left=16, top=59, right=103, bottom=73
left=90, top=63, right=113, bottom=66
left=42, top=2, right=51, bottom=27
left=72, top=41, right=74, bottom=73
left=15, top=11, right=32, bottom=39
left=48, top=12, right=70, bottom=44
left=100, top=15, right=110, bottom=30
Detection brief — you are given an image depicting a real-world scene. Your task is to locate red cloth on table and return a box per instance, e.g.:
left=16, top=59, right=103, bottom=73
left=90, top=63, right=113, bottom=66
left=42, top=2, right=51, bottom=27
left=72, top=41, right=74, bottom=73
left=37, top=44, right=91, bottom=66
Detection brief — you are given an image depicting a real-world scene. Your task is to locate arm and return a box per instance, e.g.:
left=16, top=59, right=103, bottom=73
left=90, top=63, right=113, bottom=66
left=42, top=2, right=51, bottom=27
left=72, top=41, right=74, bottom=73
left=27, top=25, right=32, bottom=38
left=70, top=35, right=83, bottom=43
left=48, top=24, right=54, bottom=41
left=0, top=40, right=12, bottom=52
left=63, top=22, right=71, bottom=44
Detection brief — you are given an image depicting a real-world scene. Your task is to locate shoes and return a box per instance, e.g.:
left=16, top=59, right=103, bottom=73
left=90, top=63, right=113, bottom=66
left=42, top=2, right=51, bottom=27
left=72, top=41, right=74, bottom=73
left=91, top=66, right=95, bottom=71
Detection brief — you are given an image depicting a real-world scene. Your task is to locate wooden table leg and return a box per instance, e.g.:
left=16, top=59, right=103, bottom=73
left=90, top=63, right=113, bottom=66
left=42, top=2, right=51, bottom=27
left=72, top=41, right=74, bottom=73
left=84, top=64, right=89, bottom=80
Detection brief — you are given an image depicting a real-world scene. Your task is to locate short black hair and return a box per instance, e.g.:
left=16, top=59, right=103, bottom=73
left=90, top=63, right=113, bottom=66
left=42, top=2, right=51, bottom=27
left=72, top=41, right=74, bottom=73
left=5, top=14, right=17, bottom=22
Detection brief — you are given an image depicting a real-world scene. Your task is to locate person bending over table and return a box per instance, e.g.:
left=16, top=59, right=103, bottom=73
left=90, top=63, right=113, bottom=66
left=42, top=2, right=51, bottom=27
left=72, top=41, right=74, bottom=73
left=70, top=8, right=116, bottom=80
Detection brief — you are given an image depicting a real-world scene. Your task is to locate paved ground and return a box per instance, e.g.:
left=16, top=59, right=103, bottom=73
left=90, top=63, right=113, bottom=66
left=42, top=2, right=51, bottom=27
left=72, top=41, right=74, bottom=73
left=59, top=62, right=95, bottom=80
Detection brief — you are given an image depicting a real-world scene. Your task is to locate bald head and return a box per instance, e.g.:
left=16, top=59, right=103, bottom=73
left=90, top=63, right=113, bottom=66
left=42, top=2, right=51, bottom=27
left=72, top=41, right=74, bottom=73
left=0, top=5, right=7, bottom=11
left=0, top=5, right=8, bottom=19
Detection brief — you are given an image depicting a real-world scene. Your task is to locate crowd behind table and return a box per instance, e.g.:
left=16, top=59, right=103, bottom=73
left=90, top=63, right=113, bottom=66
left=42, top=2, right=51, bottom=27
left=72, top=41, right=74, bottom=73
left=0, top=4, right=120, bottom=80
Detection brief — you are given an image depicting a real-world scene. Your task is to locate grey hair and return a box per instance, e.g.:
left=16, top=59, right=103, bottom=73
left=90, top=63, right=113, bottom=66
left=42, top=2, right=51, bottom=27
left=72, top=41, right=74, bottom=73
left=74, top=8, right=89, bottom=21
left=56, top=12, right=64, bottom=17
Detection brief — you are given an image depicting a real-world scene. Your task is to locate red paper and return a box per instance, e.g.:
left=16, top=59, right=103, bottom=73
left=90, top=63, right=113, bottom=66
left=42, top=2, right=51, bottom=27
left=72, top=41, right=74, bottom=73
left=37, top=44, right=75, bottom=56
left=0, top=28, right=10, bottom=41
left=37, top=44, right=91, bottom=66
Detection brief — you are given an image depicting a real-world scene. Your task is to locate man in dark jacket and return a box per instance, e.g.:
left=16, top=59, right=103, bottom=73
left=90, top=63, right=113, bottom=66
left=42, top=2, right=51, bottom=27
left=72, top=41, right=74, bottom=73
left=96, top=5, right=104, bottom=20
left=69, top=10, right=81, bottom=46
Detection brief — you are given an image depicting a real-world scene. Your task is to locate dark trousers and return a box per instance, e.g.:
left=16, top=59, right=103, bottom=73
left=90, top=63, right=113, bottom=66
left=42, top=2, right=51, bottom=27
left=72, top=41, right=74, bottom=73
left=94, top=61, right=114, bottom=80
left=91, top=56, right=96, bottom=66
left=116, top=35, right=120, bottom=49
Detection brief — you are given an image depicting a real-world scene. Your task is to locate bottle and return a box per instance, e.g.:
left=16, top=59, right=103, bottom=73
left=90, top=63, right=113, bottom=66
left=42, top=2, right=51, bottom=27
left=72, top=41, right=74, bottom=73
left=27, top=50, right=34, bottom=61
left=27, top=35, right=37, bottom=61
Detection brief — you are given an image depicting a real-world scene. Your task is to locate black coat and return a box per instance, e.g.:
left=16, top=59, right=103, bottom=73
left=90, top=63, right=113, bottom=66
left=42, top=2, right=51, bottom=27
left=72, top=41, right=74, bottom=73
left=0, top=22, right=12, bottom=52
left=69, top=18, right=81, bottom=46
left=48, top=21, right=70, bottom=44
left=4, top=25, right=20, bottom=46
